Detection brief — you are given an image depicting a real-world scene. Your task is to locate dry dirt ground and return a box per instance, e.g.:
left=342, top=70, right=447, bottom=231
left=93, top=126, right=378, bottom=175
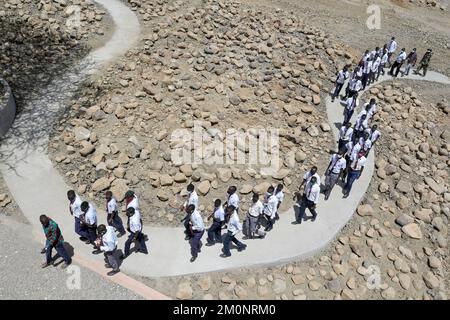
left=1, top=0, right=449, bottom=300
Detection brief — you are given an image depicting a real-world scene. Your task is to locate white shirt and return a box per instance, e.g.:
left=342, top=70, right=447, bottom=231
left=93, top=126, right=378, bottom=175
left=84, top=204, right=97, bottom=225
left=227, top=211, right=242, bottom=236
left=371, top=57, right=381, bottom=72
left=344, top=141, right=354, bottom=157
left=70, top=195, right=83, bottom=219
left=339, top=126, right=354, bottom=142
left=328, top=154, right=347, bottom=174
left=100, top=226, right=118, bottom=252
left=350, top=156, right=367, bottom=171
left=275, top=190, right=284, bottom=203
left=351, top=142, right=364, bottom=160
left=190, top=209, right=205, bottom=231
left=303, top=171, right=321, bottom=186
left=106, top=198, right=118, bottom=214
left=228, top=193, right=240, bottom=210
left=396, top=51, right=407, bottom=63
left=264, top=194, right=279, bottom=219
left=366, top=128, right=381, bottom=143
left=367, top=103, right=377, bottom=118
left=187, top=191, right=199, bottom=209
left=364, top=139, right=372, bottom=151
left=381, top=53, right=388, bottom=64
left=304, top=182, right=320, bottom=204
left=336, top=70, right=349, bottom=84
left=349, top=79, right=362, bottom=92
left=345, top=96, right=359, bottom=111
left=128, top=210, right=142, bottom=233
left=388, top=39, right=397, bottom=53
left=213, top=206, right=225, bottom=221
left=363, top=60, right=372, bottom=74
left=248, top=200, right=264, bottom=218
left=126, top=195, right=140, bottom=211
left=355, top=117, right=369, bottom=132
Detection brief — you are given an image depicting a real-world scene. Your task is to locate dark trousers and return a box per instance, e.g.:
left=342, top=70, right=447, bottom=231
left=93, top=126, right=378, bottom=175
left=323, top=172, right=340, bottom=198
left=74, top=217, right=88, bottom=239
left=368, top=71, right=376, bottom=85
left=124, top=232, right=148, bottom=256
left=107, top=214, right=126, bottom=234
left=416, top=63, right=428, bottom=76
left=46, top=243, right=70, bottom=264
left=104, top=249, right=119, bottom=271
left=361, top=73, right=369, bottom=89
left=342, top=155, right=351, bottom=181
left=390, top=62, right=402, bottom=77
left=296, top=195, right=317, bottom=223
left=343, top=108, right=354, bottom=126
left=207, top=220, right=222, bottom=244
left=183, top=215, right=191, bottom=236
left=338, top=138, right=349, bottom=152
left=86, top=224, right=97, bottom=244
left=344, top=169, right=361, bottom=195
left=332, top=82, right=344, bottom=100
left=376, top=63, right=385, bottom=80
left=264, top=214, right=275, bottom=231
left=222, top=231, right=245, bottom=256
left=190, top=230, right=204, bottom=258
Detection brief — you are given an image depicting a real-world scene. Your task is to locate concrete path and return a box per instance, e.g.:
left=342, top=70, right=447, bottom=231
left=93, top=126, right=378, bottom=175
left=1, top=1, right=449, bottom=278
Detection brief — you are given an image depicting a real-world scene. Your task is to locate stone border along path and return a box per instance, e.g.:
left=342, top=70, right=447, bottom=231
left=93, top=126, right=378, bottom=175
left=0, top=3, right=449, bottom=280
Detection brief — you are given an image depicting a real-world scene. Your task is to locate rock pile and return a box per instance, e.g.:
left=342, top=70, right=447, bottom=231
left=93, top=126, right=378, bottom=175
left=50, top=0, right=360, bottom=225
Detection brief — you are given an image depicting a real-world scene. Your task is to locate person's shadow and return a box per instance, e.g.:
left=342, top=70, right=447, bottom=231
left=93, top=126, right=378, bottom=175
left=52, top=242, right=74, bottom=267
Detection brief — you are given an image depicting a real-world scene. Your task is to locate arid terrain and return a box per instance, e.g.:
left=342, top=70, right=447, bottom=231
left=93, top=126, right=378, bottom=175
left=0, top=0, right=449, bottom=300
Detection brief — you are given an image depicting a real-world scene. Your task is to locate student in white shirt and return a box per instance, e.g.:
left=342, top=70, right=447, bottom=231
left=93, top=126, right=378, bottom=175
left=365, top=124, right=381, bottom=155
left=338, top=122, right=354, bottom=152
left=181, top=184, right=199, bottom=240
left=96, top=224, right=120, bottom=276
left=80, top=201, right=98, bottom=246
left=67, top=190, right=88, bottom=241
left=323, top=151, right=347, bottom=200
left=247, top=193, right=266, bottom=239
left=295, top=176, right=320, bottom=224
left=387, top=36, right=397, bottom=67
left=187, top=204, right=205, bottom=262
left=389, top=48, right=407, bottom=77
left=377, top=50, right=389, bottom=80
left=299, top=166, right=321, bottom=194
left=354, top=114, right=369, bottom=142
left=362, top=57, right=373, bottom=90
left=122, top=206, right=148, bottom=259
left=369, top=55, right=381, bottom=85
left=332, top=65, right=350, bottom=102
left=105, top=191, right=126, bottom=237
left=263, top=186, right=279, bottom=232
left=343, top=150, right=367, bottom=198
left=274, top=184, right=284, bottom=221
left=343, top=92, right=359, bottom=126
left=125, top=190, right=139, bottom=211
left=225, top=186, right=240, bottom=213
left=206, top=199, right=225, bottom=245
left=221, top=205, right=247, bottom=257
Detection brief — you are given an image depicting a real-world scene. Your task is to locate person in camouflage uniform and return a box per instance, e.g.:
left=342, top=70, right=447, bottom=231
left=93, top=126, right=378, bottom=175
left=414, top=49, right=433, bottom=77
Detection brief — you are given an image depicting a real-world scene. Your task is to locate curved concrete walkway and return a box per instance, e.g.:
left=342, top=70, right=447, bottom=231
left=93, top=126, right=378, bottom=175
left=1, top=4, right=449, bottom=278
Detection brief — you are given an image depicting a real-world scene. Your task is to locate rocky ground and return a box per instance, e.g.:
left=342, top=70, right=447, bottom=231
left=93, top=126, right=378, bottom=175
left=136, top=81, right=449, bottom=300
left=48, top=0, right=363, bottom=226
left=0, top=0, right=108, bottom=113
left=0, top=0, right=449, bottom=300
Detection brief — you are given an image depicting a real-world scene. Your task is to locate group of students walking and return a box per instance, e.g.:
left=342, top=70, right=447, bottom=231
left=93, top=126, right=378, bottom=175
left=39, top=36, right=433, bottom=273
left=41, top=189, right=147, bottom=276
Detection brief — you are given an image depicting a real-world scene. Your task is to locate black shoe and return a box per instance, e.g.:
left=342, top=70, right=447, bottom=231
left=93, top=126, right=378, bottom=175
left=220, top=253, right=231, bottom=258
left=190, top=256, right=197, bottom=263
left=40, top=248, right=46, bottom=254
left=118, top=232, right=126, bottom=238
left=311, top=216, right=317, bottom=222
left=119, top=254, right=128, bottom=260
left=185, top=235, right=192, bottom=240
left=238, top=245, right=247, bottom=252
left=105, top=264, right=112, bottom=269
left=324, top=194, right=329, bottom=201
left=79, top=237, right=88, bottom=241
left=206, top=242, right=214, bottom=247
left=92, top=249, right=102, bottom=255
left=107, top=269, right=120, bottom=276
left=85, top=240, right=92, bottom=245
left=343, top=193, right=349, bottom=198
